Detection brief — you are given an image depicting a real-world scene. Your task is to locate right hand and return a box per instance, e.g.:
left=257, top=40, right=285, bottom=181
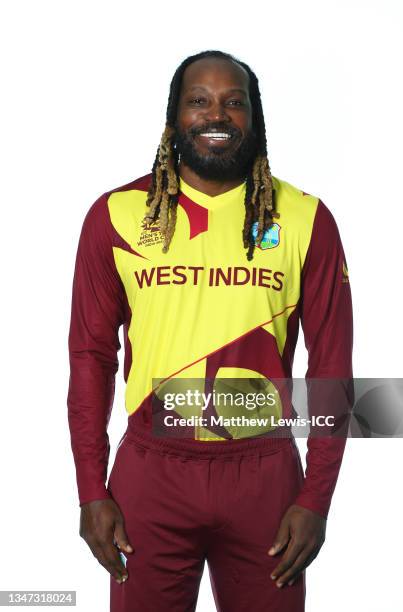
left=79, top=498, right=134, bottom=584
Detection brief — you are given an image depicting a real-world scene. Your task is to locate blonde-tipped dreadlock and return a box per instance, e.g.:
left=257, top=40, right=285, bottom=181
left=143, top=125, right=179, bottom=253
left=242, top=155, right=280, bottom=260
left=143, top=50, right=280, bottom=261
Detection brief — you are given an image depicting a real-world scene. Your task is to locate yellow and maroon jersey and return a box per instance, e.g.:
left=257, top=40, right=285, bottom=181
left=67, top=173, right=353, bottom=516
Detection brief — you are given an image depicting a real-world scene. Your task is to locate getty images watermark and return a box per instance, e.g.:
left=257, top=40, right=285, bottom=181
left=149, top=378, right=403, bottom=439
left=162, top=387, right=335, bottom=429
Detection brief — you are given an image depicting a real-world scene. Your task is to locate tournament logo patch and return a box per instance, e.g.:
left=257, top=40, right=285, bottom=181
left=137, top=219, right=164, bottom=248
left=251, top=221, right=281, bottom=250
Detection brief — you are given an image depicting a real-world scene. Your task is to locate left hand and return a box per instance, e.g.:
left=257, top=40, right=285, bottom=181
left=268, top=504, right=326, bottom=588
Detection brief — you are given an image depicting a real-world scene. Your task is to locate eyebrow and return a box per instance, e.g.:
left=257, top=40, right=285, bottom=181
left=186, top=86, right=248, bottom=96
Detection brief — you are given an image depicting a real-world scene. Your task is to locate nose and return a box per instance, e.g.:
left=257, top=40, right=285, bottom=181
left=203, top=101, right=230, bottom=123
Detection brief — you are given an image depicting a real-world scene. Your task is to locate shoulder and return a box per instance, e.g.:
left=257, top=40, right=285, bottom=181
left=83, top=173, right=152, bottom=231
left=272, top=175, right=339, bottom=235
left=104, top=173, right=153, bottom=198
left=272, top=175, right=320, bottom=239
left=81, top=174, right=152, bottom=249
left=272, top=175, right=318, bottom=210
left=104, top=173, right=152, bottom=218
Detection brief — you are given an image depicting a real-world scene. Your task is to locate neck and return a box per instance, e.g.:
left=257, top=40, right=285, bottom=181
left=179, top=161, right=245, bottom=197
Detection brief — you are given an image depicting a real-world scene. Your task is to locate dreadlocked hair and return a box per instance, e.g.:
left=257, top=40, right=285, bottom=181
left=143, top=49, right=280, bottom=260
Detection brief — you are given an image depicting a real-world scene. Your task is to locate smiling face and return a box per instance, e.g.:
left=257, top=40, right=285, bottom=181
left=175, top=57, right=258, bottom=181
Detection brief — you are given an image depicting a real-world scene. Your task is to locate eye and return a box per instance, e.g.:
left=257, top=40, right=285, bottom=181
left=227, top=100, right=243, bottom=106
left=189, top=97, right=205, bottom=105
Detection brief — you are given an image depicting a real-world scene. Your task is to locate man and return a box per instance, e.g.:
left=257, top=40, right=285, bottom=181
left=67, top=50, right=353, bottom=611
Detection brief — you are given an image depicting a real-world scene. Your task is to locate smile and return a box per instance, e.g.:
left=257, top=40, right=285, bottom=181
left=198, top=132, right=233, bottom=140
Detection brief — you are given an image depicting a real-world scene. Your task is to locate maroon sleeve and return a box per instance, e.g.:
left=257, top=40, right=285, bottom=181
left=294, top=199, right=354, bottom=519
left=67, top=193, right=125, bottom=506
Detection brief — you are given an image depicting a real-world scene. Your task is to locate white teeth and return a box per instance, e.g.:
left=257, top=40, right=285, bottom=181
left=199, top=132, right=231, bottom=139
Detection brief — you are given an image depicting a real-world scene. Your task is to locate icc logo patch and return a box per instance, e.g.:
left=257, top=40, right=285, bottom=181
left=251, top=221, right=281, bottom=250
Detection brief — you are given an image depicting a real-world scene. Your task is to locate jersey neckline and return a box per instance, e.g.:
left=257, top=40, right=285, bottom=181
left=179, top=177, right=246, bottom=210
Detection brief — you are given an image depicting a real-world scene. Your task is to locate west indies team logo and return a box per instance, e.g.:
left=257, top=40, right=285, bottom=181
left=251, top=221, right=281, bottom=250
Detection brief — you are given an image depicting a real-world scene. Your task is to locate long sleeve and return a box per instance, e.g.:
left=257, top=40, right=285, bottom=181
left=67, top=193, right=125, bottom=506
left=293, top=199, right=354, bottom=519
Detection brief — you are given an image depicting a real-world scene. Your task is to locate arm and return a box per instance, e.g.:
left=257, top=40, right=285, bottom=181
left=294, top=198, right=354, bottom=518
left=67, top=193, right=125, bottom=507
left=67, top=193, right=134, bottom=584
left=268, top=198, right=354, bottom=587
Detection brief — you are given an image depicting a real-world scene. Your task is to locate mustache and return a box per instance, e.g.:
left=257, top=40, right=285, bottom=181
left=188, top=123, right=241, bottom=138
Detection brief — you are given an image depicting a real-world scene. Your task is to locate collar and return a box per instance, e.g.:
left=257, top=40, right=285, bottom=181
left=179, top=177, right=246, bottom=210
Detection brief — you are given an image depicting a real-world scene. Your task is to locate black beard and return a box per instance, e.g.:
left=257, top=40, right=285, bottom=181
left=173, top=123, right=258, bottom=182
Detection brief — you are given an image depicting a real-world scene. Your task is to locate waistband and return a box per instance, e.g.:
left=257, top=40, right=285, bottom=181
left=123, top=425, right=294, bottom=459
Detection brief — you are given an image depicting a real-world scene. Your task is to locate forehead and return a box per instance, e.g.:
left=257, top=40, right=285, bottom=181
left=180, top=58, right=250, bottom=94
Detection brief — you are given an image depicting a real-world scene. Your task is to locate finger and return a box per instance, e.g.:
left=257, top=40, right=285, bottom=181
left=287, top=548, right=321, bottom=585
left=97, top=546, right=128, bottom=583
left=113, top=520, right=134, bottom=553
left=278, top=546, right=317, bottom=587
left=93, top=539, right=128, bottom=583
left=268, top=519, right=291, bottom=556
left=270, top=539, right=305, bottom=582
left=103, top=538, right=129, bottom=580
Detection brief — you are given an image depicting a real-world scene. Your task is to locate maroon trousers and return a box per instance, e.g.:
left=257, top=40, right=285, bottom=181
left=108, top=430, right=306, bottom=612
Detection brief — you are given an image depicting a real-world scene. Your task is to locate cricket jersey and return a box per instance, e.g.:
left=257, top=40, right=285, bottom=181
left=67, top=172, right=354, bottom=517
